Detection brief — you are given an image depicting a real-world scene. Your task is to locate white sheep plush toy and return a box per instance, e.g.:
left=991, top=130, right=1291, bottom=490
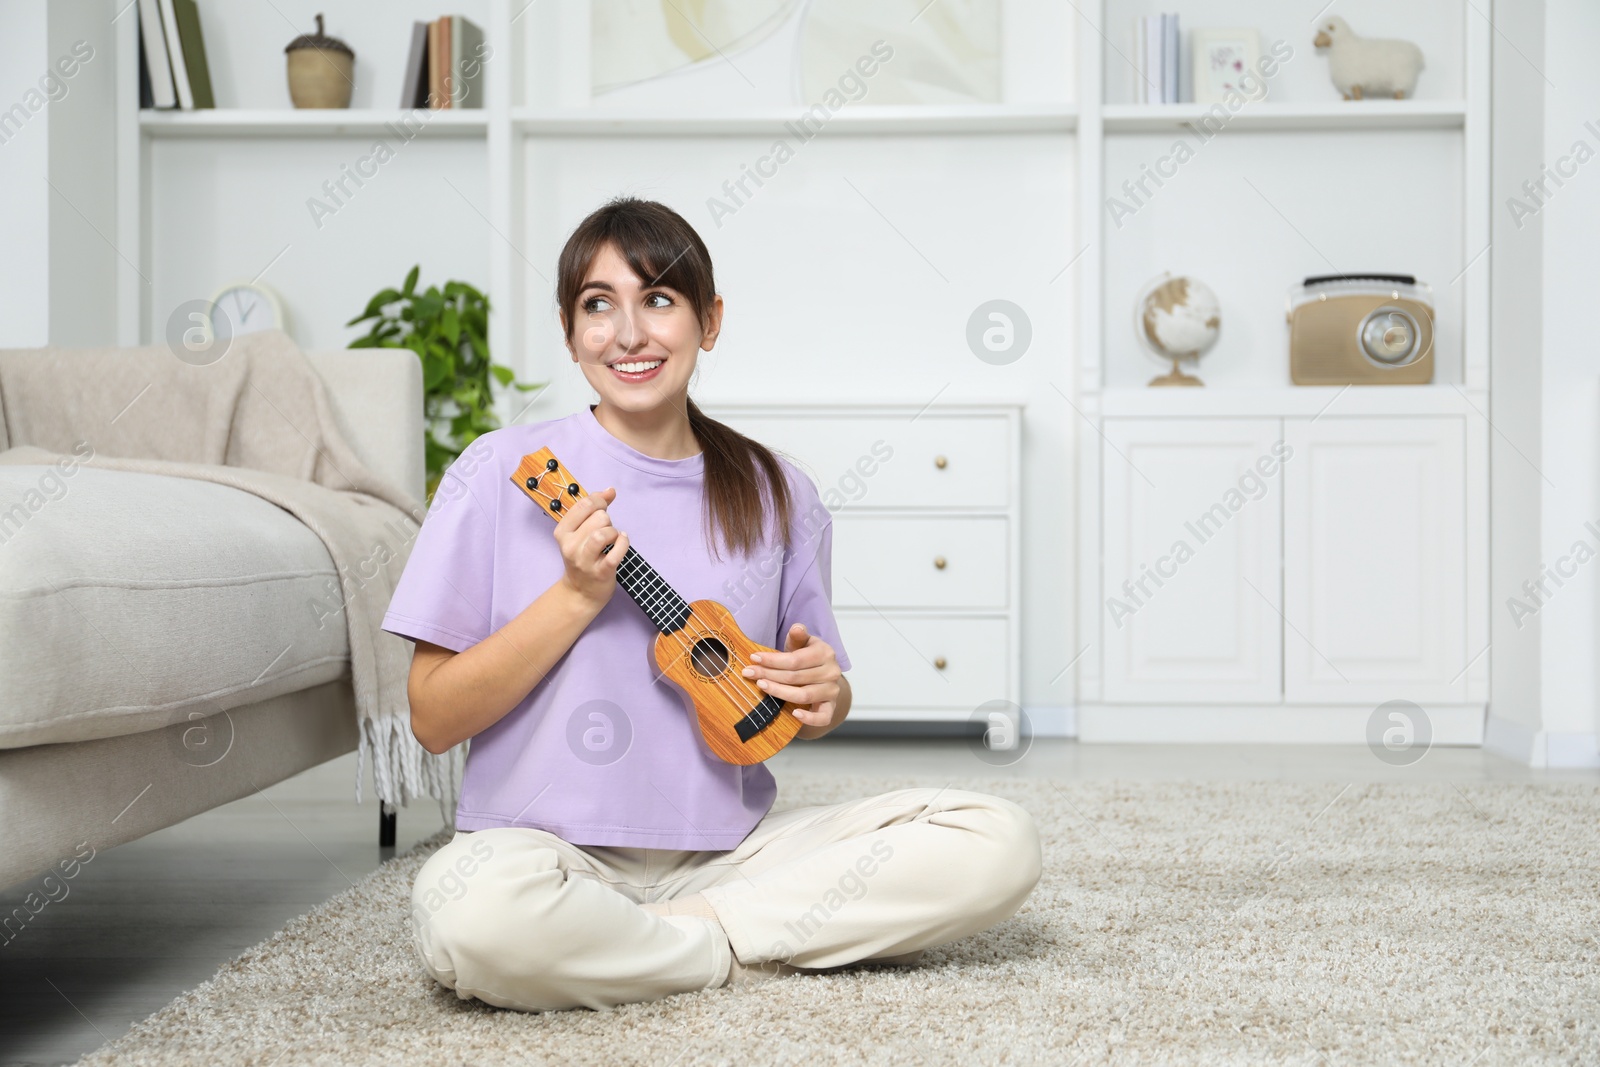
left=1313, top=16, right=1425, bottom=100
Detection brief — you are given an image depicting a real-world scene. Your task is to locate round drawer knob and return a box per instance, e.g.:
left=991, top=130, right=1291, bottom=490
left=933, top=556, right=947, bottom=570
left=934, top=455, right=948, bottom=469
left=933, top=656, right=947, bottom=670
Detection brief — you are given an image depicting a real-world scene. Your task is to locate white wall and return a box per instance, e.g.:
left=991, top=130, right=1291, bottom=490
left=0, top=4, right=52, bottom=346
left=1488, top=0, right=1600, bottom=767
left=46, top=0, right=119, bottom=345
left=0, top=0, right=120, bottom=348
left=146, top=136, right=490, bottom=351
left=1534, top=0, right=1600, bottom=759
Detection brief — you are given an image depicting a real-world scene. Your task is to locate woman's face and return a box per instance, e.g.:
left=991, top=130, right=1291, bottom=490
left=564, top=241, right=721, bottom=415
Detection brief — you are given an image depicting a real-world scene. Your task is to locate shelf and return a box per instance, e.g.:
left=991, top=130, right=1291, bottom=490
left=138, top=109, right=489, bottom=138
left=511, top=104, right=1077, bottom=136
left=1101, top=100, right=1467, bottom=133
left=1096, top=384, right=1483, bottom=419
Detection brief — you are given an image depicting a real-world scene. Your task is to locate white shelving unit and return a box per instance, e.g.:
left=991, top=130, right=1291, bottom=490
left=109, top=0, right=1493, bottom=741
left=1075, top=2, right=1491, bottom=742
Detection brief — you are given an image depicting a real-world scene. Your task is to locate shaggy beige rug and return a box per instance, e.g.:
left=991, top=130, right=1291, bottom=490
left=78, top=776, right=1600, bottom=1066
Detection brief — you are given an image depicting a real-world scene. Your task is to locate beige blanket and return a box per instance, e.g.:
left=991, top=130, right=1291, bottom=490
left=0, top=330, right=457, bottom=813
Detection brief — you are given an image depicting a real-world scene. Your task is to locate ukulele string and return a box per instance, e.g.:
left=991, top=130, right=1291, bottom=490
left=523, top=471, right=782, bottom=721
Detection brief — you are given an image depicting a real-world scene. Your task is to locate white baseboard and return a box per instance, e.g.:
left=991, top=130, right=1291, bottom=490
left=1484, top=714, right=1538, bottom=764
left=1023, top=704, right=1075, bottom=739
left=1545, top=732, right=1600, bottom=768
left=1075, top=704, right=1485, bottom=745
left=1484, top=716, right=1600, bottom=768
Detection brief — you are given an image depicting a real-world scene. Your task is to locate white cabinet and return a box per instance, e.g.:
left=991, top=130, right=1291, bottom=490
left=705, top=403, right=1021, bottom=723
left=1097, top=413, right=1471, bottom=719
left=1282, top=417, right=1467, bottom=704
left=1101, top=419, right=1284, bottom=704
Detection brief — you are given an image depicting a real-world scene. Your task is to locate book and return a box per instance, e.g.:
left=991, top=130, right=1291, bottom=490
left=401, top=20, right=429, bottom=108
left=137, top=21, right=153, bottom=108
left=138, top=0, right=176, bottom=108
left=439, top=16, right=453, bottom=109
left=427, top=18, right=452, bottom=109
left=156, top=0, right=190, bottom=109
left=1158, top=14, right=1167, bottom=103
left=1163, top=14, right=1179, bottom=104
left=172, top=0, right=215, bottom=109
left=1144, top=15, right=1161, bottom=106
left=450, top=16, right=484, bottom=108
left=1133, top=17, right=1145, bottom=104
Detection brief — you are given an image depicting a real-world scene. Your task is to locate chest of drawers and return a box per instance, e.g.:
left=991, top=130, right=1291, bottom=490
left=704, top=403, right=1021, bottom=724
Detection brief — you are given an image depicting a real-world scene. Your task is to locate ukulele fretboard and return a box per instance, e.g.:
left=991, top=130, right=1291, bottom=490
left=614, top=546, right=692, bottom=634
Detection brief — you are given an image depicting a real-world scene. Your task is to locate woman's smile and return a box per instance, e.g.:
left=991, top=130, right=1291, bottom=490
left=607, top=357, right=665, bottom=383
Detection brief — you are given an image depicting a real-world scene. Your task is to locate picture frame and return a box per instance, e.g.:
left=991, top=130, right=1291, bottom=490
left=1192, top=29, right=1265, bottom=104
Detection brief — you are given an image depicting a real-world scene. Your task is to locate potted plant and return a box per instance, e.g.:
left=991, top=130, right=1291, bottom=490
left=347, top=266, right=544, bottom=499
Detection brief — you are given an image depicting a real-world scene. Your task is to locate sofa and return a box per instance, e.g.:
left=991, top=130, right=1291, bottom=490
left=0, top=345, right=424, bottom=891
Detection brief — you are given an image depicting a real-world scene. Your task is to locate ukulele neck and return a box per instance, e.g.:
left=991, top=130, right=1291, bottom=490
left=614, top=545, right=692, bottom=635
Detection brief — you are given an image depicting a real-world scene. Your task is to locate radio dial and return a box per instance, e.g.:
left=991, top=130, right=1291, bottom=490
left=1358, top=307, right=1422, bottom=367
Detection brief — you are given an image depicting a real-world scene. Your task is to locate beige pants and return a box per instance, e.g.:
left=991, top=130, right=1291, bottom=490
left=410, top=786, right=1042, bottom=1012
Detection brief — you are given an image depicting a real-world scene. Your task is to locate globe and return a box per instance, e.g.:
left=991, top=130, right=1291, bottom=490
left=1135, top=273, right=1220, bottom=387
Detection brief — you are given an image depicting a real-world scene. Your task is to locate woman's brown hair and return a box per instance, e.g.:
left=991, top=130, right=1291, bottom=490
left=556, top=197, right=793, bottom=561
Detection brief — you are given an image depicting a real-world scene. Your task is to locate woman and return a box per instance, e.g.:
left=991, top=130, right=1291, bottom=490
left=382, top=197, right=1041, bottom=1012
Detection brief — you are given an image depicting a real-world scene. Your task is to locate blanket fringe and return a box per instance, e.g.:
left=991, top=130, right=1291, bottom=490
left=356, top=714, right=463, bottom=827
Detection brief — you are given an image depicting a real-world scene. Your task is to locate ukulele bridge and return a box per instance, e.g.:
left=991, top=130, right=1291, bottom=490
left=736, top=693, right=787, bottom=742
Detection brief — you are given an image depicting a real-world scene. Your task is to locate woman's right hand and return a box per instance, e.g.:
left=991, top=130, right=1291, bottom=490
left=555, top=486, right=629, bottom=609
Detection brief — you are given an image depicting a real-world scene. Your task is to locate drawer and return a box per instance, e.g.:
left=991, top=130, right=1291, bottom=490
left=710, top=411, right=1011, bottom=509
left=836, top=614, right=1007, bottom=710
left=833, top=516, right=1008, bottom=610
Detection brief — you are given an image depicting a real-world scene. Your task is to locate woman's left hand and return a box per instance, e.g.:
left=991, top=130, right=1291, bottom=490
left=743, top=623, right=843, bottom=739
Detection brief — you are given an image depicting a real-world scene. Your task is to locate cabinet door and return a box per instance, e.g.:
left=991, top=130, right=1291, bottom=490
left=1102, top=418, right=1285, bottom=704
left=1282, top=417, right=1466, bottom=704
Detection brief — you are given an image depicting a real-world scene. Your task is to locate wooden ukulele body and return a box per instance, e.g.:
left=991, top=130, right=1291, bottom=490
left=651, top=599, right=804, bottom=765
left=512, top=447, right=806, bottom=765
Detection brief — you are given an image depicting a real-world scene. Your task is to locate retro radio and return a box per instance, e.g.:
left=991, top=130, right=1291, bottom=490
left=1287, top=273, right=1434, bottom=385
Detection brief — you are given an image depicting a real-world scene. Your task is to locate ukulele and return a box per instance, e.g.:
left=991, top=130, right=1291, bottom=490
left=511, top=448, right=805, bottom=765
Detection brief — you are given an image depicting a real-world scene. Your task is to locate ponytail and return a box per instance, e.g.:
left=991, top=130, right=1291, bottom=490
left=686, top=396, right=794, bottom=561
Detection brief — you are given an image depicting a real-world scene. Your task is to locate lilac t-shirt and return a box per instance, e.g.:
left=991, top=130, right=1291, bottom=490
left=381, top=404, right=852, bottom=850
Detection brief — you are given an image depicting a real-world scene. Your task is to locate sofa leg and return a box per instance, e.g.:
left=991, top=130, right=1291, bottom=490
left=379, top=803, right=396, bottom=848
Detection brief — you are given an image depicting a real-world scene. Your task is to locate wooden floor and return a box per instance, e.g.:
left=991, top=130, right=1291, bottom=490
left=3, top=738, right=1592, bottom=1066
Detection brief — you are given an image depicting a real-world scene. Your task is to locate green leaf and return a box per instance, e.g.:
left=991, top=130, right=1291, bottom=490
left=422, top=352, right=451, bottom=391
left=513, top=380, right=547, bottom=393
left=440, top=307, right=461, bottom=347
left=413, top=293, right=444, bottom=324
left=491, top=364, right=514, bottom=386
left=364, top=288, right=401, bottom=317
left=402, top=265, right=420, bottom=298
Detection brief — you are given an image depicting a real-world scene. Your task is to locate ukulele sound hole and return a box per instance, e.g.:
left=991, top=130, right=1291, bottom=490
left=689, top=638, right=731, bottom=678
